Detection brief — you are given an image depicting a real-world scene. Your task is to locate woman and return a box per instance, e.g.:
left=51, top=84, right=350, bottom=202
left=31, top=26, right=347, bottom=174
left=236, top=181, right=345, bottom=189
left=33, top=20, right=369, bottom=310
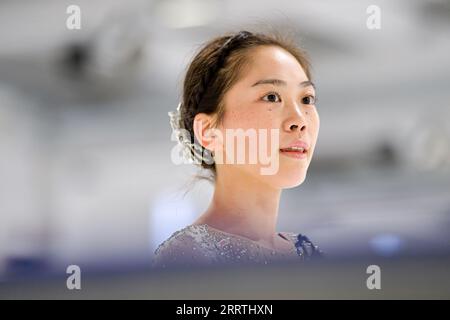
left=153, top=30, right=322, bottom=269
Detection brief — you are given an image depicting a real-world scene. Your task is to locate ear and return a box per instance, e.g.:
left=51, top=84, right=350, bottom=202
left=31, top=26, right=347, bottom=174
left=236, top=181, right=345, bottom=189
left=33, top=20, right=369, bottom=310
left=193, top=113, right=218, bottom=152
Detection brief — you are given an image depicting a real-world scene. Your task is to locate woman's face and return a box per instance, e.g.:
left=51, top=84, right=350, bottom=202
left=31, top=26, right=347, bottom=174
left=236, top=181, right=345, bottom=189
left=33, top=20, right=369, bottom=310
left=214, top=45, right=320, bottom=189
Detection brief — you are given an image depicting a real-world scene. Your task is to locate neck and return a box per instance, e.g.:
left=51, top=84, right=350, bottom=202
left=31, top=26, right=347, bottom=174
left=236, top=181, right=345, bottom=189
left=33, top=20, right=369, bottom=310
left=196, top=168, right=282, bottom=247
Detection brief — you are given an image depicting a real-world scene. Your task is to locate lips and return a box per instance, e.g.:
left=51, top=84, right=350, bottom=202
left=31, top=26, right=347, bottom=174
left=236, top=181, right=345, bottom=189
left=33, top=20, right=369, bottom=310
left=279, top=140, right=309, bottom=159
left=280, top=140, right=309, bottom=152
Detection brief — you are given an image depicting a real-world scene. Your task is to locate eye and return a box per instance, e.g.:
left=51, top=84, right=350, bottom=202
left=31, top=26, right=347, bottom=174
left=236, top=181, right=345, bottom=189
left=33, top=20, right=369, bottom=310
left=262, top=92, right=282, bottom=103
left=302, top=95, right=316, bottom=105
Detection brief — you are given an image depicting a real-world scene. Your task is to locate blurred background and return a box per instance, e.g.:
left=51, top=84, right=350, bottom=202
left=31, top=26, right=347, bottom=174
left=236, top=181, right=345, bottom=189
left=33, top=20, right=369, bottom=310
left=0, top=0, right=450, bottom=297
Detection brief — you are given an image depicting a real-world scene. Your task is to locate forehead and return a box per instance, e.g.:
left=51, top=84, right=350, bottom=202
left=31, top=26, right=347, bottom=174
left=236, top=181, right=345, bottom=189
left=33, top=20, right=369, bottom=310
left=242, top=45, right=308, bottom=83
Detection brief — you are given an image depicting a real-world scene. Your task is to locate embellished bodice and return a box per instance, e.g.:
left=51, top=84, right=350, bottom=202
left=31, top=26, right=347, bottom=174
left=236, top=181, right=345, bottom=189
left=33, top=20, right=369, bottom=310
left=152, top=224, right=322, bottom=269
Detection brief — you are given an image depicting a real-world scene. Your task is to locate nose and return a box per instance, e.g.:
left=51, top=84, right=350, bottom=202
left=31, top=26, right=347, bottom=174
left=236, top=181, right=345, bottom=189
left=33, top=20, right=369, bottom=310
left=288, top=123, right=305, bottom=131
left=283, top=111, right=306, bottom=133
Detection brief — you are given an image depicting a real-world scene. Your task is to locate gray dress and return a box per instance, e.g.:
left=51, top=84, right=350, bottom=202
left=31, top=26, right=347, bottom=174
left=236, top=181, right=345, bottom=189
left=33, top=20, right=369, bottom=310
left=152, top=224, right=322, bottom=269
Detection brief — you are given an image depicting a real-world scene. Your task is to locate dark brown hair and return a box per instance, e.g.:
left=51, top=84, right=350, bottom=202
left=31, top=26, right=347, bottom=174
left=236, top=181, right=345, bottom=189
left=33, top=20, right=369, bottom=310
left=179, top=30, right=312, bottom=181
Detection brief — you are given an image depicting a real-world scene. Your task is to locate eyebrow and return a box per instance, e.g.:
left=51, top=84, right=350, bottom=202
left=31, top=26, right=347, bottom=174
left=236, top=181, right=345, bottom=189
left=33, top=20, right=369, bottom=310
left=251, top=79, right=315, bottom=89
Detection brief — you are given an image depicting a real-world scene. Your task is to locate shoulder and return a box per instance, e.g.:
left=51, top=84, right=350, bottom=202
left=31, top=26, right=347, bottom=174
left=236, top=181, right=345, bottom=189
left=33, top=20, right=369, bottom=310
left=279, top=231, right=324, bottom=259
left=152, top=225, right=218, bottom=269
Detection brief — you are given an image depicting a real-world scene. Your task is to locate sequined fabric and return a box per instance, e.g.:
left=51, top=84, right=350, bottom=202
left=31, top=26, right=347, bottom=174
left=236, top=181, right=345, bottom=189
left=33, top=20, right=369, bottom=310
left=152, top=224, right=322, bottom=269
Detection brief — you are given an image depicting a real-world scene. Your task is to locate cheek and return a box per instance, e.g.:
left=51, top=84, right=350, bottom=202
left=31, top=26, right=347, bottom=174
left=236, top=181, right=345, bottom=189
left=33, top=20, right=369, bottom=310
left=223, top=105, right=275, bottom=130
left=309, top=110, right=320, bottom=138
left=218, top=106, right=278, bottom=169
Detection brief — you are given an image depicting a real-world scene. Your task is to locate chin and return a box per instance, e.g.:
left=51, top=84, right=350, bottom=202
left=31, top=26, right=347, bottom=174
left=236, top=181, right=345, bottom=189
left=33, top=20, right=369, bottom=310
left=260, top=169, right=307, bottom=189
left=280, top=173, right=307, bottom=189
left=278, top=162, right=309, bottom=188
